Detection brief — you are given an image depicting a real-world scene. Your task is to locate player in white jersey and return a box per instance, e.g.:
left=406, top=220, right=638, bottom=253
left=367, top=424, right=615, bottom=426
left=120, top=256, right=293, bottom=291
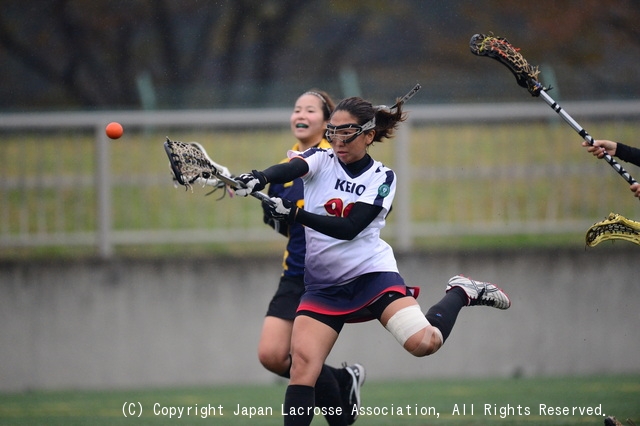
left=294, top=144, right=398, bottom=287
left=235, top=95, right=511, bottom=426
left=258, top=90, right=365, bottom=426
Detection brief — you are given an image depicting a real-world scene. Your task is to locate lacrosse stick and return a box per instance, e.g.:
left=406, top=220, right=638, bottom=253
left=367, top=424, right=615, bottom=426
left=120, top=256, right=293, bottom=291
left=164, top=137, right=273, bottom=204
left=379, top=83, right=421, bottom=112
left=470, top=33, right=638, bottom=190
left=585, top=212, right=640, bottom=247
left=605, top=416, right=638, bottom=426
left=168, top=141, right=230, bottom=198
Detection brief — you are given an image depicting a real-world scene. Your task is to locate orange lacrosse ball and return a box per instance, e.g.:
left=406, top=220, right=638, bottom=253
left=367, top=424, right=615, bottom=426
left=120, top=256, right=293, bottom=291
left=105, top=122, right=123, bottom=139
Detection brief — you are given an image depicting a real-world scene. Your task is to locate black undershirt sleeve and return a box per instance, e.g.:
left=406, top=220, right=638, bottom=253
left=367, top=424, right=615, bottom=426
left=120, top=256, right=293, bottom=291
left=261, top=157, right=309, bottom=184
left=615, top=143, right=640, bottom=168
left=259, top=155, right=383, bottom=240
left=294, top=202, right=383, bottom=240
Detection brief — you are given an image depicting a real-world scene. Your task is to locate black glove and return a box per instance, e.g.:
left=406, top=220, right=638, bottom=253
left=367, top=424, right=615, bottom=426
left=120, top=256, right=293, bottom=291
left=234, top=170, right=267, bottom=196
left=263, top=197, right=297, bottom=223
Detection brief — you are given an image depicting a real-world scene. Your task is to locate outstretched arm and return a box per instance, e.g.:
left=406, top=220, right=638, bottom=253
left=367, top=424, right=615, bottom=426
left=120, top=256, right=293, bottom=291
left=262, top=158, right=309, bottom=184
left=266, top=201, right=382, bottom=241
left=581, top=140, right=640, bottom=197
left=615, top=142, right=640, bottom=168
left=295, top=202, right=382, bottom=240
left=235, top=158, right=309, bottom=196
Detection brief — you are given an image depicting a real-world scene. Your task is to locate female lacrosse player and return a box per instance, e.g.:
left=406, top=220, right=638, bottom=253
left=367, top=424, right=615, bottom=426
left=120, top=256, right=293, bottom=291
left=582, top=139, right=640, bottom=197
left=257, top=89, right=365, bottom=426
left=235, top=95, right=511, bottom=426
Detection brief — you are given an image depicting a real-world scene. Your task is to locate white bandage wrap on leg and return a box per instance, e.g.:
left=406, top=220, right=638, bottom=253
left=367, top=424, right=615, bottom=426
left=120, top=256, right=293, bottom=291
left=384, top=305, right=431, bottom=346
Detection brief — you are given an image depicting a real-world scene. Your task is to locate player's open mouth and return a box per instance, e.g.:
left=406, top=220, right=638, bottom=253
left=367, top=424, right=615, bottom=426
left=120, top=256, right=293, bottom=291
left=295, top=123, right=308, bottom=128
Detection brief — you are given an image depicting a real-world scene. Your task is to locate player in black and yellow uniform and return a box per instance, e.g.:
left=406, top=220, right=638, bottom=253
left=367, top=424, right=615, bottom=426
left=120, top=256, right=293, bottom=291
left=257, top=90, right=365, bottom=426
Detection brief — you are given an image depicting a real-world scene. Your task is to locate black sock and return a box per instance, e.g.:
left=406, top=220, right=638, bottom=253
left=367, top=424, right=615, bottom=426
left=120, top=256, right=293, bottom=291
left=315, top=365, right=347, bottom=426
left=279, top=360, right=346, bottom=425
left=284, top=384, right=315, bottom=426
left=425, top=287, right=467, bottom=342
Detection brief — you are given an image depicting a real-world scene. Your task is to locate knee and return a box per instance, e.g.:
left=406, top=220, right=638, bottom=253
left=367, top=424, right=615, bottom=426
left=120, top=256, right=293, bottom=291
left=385, top=305, right=443, bottom=357
left=289, top=351, right=323, bottom=386
left=289, top=350, right=311, bottom=375
left=404, top=327, right=443, bottom=357
left=258, top=348, right=290, bottom=375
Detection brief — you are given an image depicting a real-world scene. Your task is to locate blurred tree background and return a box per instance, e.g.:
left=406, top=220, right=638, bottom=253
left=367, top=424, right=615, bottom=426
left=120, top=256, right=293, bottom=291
left=1, top=0, right=639, bottom=111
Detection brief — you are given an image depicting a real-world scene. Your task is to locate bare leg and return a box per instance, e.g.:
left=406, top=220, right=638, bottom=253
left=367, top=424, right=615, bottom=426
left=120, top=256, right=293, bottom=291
left=380, top=296, right=443, bottom=357
left=257, top=316, right=293, bottom=376
left=284, top=315, right=340, bottom=426
left=259, top=315, right=350, bottom=425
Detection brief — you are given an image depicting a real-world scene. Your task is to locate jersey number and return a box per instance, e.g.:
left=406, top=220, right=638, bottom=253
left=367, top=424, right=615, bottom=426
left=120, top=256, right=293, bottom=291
left=325, top=198, right=354, bottom=217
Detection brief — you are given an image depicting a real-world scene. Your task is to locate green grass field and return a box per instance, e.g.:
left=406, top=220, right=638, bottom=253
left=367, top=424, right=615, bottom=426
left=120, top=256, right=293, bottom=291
left=1, top=375, right=638, bottom=425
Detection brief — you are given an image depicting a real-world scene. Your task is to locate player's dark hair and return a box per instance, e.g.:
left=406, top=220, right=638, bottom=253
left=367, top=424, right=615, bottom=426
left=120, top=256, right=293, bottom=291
left=333, top=97, right=406, bottom=142
left=303, top=89, right=335, bottom=120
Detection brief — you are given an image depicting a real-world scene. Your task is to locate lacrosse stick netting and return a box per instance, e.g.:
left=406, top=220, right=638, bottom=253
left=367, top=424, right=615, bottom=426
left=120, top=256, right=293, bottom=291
left=164, top=138, right=272, bottom=203
left=165, top=139, right=225, bottom=188
left=470, top=34, right=542, bottom=96
left=586, top=212, right=640, bottom=247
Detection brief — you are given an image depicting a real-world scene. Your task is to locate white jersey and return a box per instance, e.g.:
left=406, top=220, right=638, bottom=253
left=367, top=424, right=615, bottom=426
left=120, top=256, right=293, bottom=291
left=289, top=147, right=398, bottom=288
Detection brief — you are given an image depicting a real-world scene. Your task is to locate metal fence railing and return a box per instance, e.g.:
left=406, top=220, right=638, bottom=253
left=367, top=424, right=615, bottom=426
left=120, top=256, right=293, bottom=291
left=1, top=101, right=639, bottom=258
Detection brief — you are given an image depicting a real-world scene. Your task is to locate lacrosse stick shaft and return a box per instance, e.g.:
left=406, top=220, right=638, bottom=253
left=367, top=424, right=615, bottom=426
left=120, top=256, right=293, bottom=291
left=250, top=191, right=272, bottom=203
left=537, top=88, right=638, bottom=186
left=391, top=83, right=421, bottom=109
left=208, top=171, right=273, bottom=204
left=469, top=33, right=638, bottom=190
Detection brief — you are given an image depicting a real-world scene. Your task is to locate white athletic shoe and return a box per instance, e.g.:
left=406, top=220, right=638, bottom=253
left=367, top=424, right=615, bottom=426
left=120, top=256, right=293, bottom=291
left=446, top=275, right=511, bottom=310
left=344, top=363, right=366, bottom=425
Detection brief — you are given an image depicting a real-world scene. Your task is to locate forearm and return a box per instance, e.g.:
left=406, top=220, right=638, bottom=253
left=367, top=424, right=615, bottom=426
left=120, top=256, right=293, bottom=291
left=294, top=202, right=382, bottom=240
left=615, top=143, right=640, bottom=168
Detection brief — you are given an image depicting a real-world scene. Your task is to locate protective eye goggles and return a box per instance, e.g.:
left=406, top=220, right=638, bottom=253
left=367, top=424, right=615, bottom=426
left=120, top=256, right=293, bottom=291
left=325, top=118, right=375, bottom=144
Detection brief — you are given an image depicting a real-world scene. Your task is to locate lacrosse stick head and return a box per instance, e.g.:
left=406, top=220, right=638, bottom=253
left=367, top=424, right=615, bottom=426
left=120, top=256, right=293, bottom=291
left=164, top=137, right=227, bottom=192
left=470, top=33, right=546, bottom=97
left=585, top=212, right=640, bottom=247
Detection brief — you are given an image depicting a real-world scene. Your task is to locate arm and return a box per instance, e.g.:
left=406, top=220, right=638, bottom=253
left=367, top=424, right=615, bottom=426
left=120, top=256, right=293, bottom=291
left=615, top=142, right=640, bottom=168
left=234, top=158, right=308, bottom=196
left=262, top=158, right=309, bottom=184
left=582, top=139, right=640, bottom=168
left=294, top=202, right=382, bottom=240
left=581, top=140, right=640, bottom=197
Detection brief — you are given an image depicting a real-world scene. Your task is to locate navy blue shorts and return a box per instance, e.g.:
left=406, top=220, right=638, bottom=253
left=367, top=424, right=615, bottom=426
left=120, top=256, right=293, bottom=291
left=265, top=274, right=305, bottom=320
left=297, top=272, right=419, bottom=333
